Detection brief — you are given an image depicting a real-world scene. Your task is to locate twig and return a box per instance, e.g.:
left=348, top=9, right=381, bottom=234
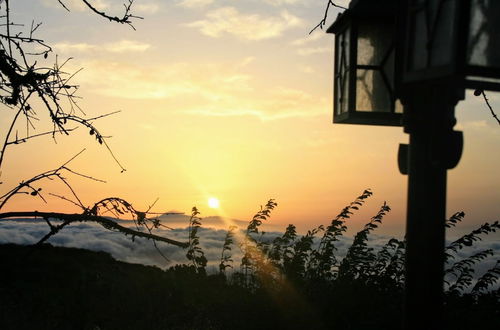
left=310, top=0, right=347, bottom=35
left=6, top=127, right=78, bottom=146
left=479, top=90, right=500, bottom=126
left=80, top=0, right=143, bottom=30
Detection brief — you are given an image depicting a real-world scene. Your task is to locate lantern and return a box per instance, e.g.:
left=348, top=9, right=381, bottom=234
left=327, top=0, right=402, bottom=126
left=402, top=0, right=500, bottom=91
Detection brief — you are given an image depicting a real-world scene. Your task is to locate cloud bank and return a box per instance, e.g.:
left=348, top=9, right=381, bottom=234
left=1, top=219, right=498, bottom=281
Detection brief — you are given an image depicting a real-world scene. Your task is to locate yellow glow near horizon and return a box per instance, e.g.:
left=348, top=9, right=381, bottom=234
left=2, top=2, right=498, bottom=235
left=208, top=197, right=220, bottom=209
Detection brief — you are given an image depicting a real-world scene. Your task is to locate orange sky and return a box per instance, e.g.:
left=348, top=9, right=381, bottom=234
left=2, top=0, right=499, bottom=236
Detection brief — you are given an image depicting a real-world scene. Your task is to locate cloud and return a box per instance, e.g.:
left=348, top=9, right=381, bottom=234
left=0, top=219, right=269, bottom=269
left=297, top=47, right=330, bottom=56
left=183, top=85, right=329, bottom=120
left=176, top=0, right=214, bottom=8
left=106, top=40, right=151, bottom=52
left=290, top=32, right=325, bottom=46
left=134, top=2, right=161, bottom=14
left=299, top=65, right=315, bottom=73
left=2, top=219, right=498, bottom=284
left=237, top=56, right=256, bottom=68
left=264, top=0, right=303, bottom=7
left=62, top=56, right=327, bottom=119
left=54, top=40, right=151, bottom=54
left=186, top=7, right=303, bottom=40
left=73, top=59, right=253, bottom=100
left=53, top=42, right=96, bottom=52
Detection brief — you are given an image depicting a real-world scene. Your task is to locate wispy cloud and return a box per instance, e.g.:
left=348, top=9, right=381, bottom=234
left=297, top=47, right=330, bottom=56
left=290, top=32, right=325, bottom=46
left=299, top=65, right=315, bottom=73
left=264, top=0, right=303, bottom=6
left=64, top=57, right=326, bottom=120
left=72, top=59, right=253, bottom=100
left=186, top=7, right=303, bottom=40
left=54, top=40, right=151, bottom=54
left=184, top=86, right=329, bottom=120
left=134, top=2, right=161, bottom=14
left=176, top=0, right=214, bottom=8
left=106, top=40, right=151, bottom=52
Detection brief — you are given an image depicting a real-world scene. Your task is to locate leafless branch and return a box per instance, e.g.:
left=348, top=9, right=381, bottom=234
left=310, top=0, right=347, bottom=35
left=0, top=150, right=90, bottom=210
left=58, top=0, right=143, bottom=30
left=0, top=3, right=126, bottom=173
left=6, top=127, right=78, bottom=146
left=0, top=211, right=189, bottom=248
left=475, top=90, right=500, bottom=126
left=0, top=0, right=185, bottom=261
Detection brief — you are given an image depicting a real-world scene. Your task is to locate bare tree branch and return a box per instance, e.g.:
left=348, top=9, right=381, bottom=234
left=0, top=211, right=189, bottom=248
left=0, top=0, right=186, bottom=261
left=65, top=0, right=144, bottom=30
left=310, top=0, right=347, bottom=35
left=475, top=90, right=500, bottom=126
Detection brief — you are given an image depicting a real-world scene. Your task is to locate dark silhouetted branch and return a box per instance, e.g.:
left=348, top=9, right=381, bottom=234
left=80, top=0, right=143, bottom=29
left=310, top=0, right=346, bottom=34
left=477, top=90, right=500, bottom=126
left=0, top=211, right=189, bottom=248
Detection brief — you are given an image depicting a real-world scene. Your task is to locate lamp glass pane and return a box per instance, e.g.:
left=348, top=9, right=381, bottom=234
left=408, top=0, right=456, bottom=71
left=395, top=99, right=403, bottom=113
left=429, top=0, right=456, bottom=66
left=356, top=69, right=391, bottom=112
left=357, top=23, right=392, bottom=66
left=409, top=5, right=428, bottom=70
left=468, top=0, right=500, bottom=68
left=335, top=27, right=350, bottom=115
left=383, top=49, right=395, bottom=91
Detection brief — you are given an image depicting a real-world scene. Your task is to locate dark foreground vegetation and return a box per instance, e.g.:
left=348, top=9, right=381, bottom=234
left=1, top=191, right=499, bottom=330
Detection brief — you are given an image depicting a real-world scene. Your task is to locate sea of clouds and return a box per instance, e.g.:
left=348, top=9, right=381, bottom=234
left=0, top=218, right=498, bottom=280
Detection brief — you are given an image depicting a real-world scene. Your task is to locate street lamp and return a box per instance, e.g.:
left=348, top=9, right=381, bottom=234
left=402, top=0, right=500, bottom=92
left=327, top=0, right=402, bottom=126
left=399, top=2, right=500, bottom=329
left=327, top=1, right=500, bottom=330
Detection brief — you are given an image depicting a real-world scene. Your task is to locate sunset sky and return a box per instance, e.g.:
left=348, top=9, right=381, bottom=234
left=2, top=0, right=499, bottom=236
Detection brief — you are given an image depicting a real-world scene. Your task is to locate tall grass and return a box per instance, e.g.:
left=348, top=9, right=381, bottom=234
left=182, top=189, right=499, bottom=298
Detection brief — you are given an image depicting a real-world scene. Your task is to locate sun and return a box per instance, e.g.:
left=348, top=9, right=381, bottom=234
left=208, top=197, right=220, bottom=209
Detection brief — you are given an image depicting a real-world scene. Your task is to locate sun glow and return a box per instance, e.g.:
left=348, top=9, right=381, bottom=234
left=208, top=197, right=220, bottom=209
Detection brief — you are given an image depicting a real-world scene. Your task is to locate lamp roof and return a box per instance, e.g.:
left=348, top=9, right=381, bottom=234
left=326, top=0, right=397, bottom=34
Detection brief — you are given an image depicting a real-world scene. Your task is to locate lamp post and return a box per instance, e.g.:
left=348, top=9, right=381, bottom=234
left=328, top=1, right=500, bottom=329
left=327, top=0, right=402, bottom=126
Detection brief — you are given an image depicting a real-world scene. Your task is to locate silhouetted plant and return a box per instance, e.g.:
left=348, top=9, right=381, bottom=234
left=445, top=249, right=494, bottom=290
left=311, top=189, right=373, bottom=280
left=219, top=225, right=237, bottom=274
left=446, top=211, right=466, bottom=228
left=471, top=260, right=500, bottom=295
left=338, top=201, right=390, bottom=281
left=367, top=237, right=406, bottom=290
left=446, top=221, right=500, bottom=261
left=239, top=199, right=277, bottom=288
left=186, top=207, right=207, bottom=273
left=286, top=226, right=323, bottom=282
left=269, top=224, right=297, bottom=273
